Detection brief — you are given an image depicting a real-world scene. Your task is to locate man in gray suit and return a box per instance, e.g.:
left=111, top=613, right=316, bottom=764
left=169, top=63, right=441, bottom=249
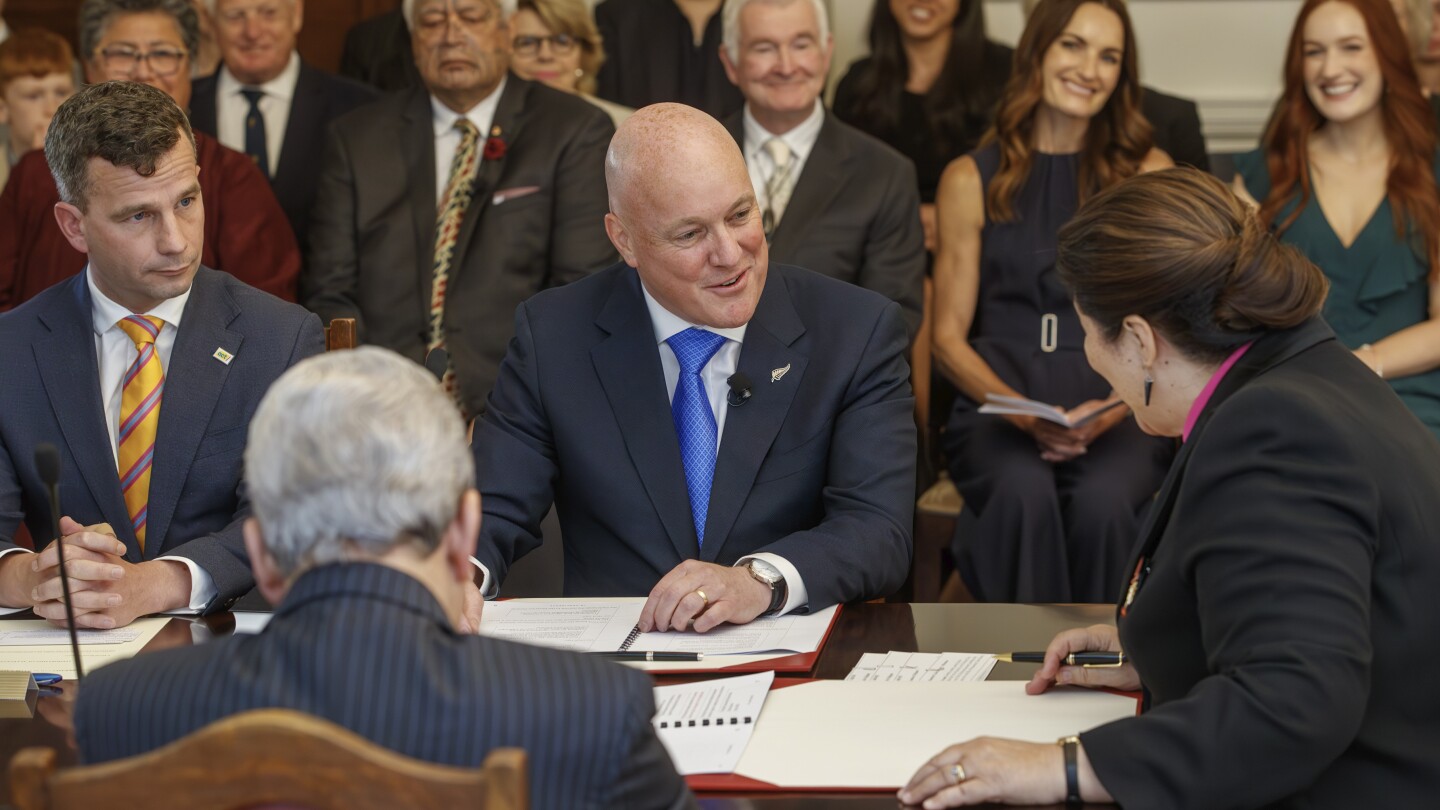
left=718, top=0, right=924, bottom=339
left=303, top=0, right=616, bottom=417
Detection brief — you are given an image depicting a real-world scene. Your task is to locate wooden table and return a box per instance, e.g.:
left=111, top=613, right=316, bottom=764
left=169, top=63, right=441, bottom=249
left=0, top=603, right=1116, bottom=809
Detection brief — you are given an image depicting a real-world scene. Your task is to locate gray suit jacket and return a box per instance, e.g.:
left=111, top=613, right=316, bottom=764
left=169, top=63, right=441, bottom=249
left=302, top=76, right=617, bottom=415
left=723, top=109, right=925, bottom=340
left=0, top=268, right=323, bottom=608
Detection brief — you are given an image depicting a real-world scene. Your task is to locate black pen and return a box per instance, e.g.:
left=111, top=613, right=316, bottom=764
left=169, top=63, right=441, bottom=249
left=995, top=651, right=1127, bottom=667
left=590, top=651, right=705, bottom=662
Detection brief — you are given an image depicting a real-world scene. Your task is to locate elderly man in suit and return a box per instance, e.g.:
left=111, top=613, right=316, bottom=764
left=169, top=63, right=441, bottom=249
left=304, top=0, right=616, bottom=417
left=189, top=0, right=377, bottom=256
left=718, top=0, right=923, bottom=338
left=75, top=347, right=695, bottom=810
left=473, top=103, right=915, bottom=632
left=0, top=82, right=323, bottom=628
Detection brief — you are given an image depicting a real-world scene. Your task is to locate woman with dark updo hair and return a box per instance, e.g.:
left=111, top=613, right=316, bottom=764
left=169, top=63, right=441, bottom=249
left=900, top=167, right=1440, bottom=809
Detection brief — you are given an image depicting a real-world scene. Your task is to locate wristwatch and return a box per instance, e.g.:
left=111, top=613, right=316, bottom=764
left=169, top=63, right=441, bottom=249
left=1058, top=735, right=1081, bottom=805
left=741, top=558, right=788, bottom=616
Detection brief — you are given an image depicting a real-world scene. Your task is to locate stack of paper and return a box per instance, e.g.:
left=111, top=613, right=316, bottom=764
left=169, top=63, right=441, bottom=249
left=652, top=671, right=774, bottom=774
left=0, top=618, right=169, bottom=679
left=845, top=651, right=997, bottom=682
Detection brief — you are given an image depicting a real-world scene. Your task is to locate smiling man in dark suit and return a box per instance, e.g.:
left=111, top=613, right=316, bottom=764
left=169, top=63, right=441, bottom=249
left=718, top=0, right=924, bottom=338
left=303, top=0, right=616, bottom=417
left=188, top=0, right=377, bottom=256
left=473, top=102, right=915, bottom=632
left=0, top=81, right=322, bottom=628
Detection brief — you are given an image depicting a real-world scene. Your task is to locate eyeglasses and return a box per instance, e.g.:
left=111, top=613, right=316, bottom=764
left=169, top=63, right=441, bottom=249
left=97, top=45, right=189, bottom=77
left=512, top=34, right=579, bottom=56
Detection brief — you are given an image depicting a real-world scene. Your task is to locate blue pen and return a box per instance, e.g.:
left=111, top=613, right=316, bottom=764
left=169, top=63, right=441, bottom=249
left=33, top=673, right=64, bottom=686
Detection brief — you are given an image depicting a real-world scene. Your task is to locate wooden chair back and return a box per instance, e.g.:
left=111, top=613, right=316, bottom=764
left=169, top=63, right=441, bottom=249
left=324, top=318, right=357, bottom=351
left=9, top=709, right=527, bottom=810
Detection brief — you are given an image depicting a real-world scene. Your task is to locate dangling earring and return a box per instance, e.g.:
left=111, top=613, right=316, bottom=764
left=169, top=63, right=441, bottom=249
left=574, top=68, right=584, bottom=78
left=1143, top=372, right=1154, bottom=407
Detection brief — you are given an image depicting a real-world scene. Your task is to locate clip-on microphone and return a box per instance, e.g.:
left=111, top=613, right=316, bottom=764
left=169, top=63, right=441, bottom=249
left=34, top=443, right=84, bottom=681
left=726, top=372, right=753, bottom=407
left=423, top=346, right=450, bottom=381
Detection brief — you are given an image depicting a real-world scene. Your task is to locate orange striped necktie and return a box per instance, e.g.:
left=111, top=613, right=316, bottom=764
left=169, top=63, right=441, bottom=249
left=428, top=118, right=481, bottom=415
left=116, top=315, right=165, bottom=553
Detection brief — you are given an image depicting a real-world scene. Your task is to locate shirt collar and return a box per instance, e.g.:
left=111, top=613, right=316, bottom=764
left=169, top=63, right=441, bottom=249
left=742, top=99, right=825, bottom=165
left=87, top=266, right=192, bottom=337
left=218, top=50, right=301, bottom=102
left=641, top=277, right=748, bottom=346
left=430, top=75, right=507, bottom=139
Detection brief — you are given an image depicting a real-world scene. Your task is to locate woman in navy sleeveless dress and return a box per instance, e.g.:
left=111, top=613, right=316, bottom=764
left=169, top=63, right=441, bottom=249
left=932, top=0, right=1174, bottom=602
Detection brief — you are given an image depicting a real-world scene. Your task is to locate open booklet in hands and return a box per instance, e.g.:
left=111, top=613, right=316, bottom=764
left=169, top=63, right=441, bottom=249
left=979, top=394, right=1125, bottom=429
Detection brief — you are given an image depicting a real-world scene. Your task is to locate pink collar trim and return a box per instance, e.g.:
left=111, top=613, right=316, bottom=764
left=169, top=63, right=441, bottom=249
left=1182, top=342, right=1254, bottom=442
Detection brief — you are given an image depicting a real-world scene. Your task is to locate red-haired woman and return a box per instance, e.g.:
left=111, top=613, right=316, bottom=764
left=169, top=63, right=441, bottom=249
left=1235, top=0, right=1440, bottom=439
left=930, top=0, right=1172, bottom=604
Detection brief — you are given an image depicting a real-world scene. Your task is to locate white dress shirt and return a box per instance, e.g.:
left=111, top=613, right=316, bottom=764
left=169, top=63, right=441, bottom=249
left=0, top=272, right=217, bottom=616
left=431, top=76, right=506, bottom=206
left=742, top=99, right=825, bottom=215
left=215, top=51, right=300, bottom=177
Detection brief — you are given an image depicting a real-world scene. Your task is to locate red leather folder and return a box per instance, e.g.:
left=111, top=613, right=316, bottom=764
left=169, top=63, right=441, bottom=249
left=643, top=604, right=844, bottom=676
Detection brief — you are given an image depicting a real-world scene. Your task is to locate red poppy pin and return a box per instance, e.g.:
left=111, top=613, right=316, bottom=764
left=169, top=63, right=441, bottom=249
left=483, top=136, right=507, bottom=160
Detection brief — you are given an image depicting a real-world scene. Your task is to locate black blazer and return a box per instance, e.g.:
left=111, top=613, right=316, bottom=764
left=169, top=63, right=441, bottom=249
left=1141, top=87, right=1209, bottom=173
left=1081, top=319, right=1440, bottom=808
left=75, top=563, right=695, bottom=810
left=721, top=109, right=925, bottom=340
left=302, top=77, right=617, bottom=416
left=473, top=262, right=916, bottom=606
left=0, top=269, right=323, bottom=608
left=189, top=61, right=378, bottom=254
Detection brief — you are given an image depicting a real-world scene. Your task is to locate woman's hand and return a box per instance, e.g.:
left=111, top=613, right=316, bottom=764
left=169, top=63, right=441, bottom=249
left=899, top=738, right=1066, bottom=808
left=1026, top=624, right=1140, bottom=695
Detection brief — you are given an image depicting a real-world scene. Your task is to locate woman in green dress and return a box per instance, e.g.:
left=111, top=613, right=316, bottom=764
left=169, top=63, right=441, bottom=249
left=1234, top=0, right=1440, bottom=439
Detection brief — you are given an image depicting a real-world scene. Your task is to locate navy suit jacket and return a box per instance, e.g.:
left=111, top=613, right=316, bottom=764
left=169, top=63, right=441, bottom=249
left=473, top=263, right=916, bottom=606
left=190, top=61, right=378, bottom=254
left=76, top=563, right=695, bottom=810
left=722, top=109, right=925, bottom=340
left=0, top=268, right=323, bottom=608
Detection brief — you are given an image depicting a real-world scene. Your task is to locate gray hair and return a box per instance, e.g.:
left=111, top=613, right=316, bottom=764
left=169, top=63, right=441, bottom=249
left=79, top=0, right=201, bottom=61
left=722, top=0, right=830, bottom=64
left=244, top=347, right=474, bottom=576
left=403, top=0, right=518, bottom=28
left=45, top=81, right=197, bottom=209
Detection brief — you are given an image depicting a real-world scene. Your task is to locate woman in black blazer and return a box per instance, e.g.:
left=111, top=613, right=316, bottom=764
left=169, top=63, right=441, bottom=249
left=900, top=167, right=1440, bottom=809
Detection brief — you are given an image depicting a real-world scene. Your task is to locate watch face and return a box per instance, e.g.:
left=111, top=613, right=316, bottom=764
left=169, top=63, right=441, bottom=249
left=748, top=559, right=782, bottom=584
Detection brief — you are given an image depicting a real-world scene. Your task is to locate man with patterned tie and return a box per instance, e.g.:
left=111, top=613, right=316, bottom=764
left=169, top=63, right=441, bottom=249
left=717, top=0, right=924, bottom=339
left=472, top=103, right=915, bottom=630
left=0, top=81, right=323, bottom=628
left=303, top=0, right=616, bottom=418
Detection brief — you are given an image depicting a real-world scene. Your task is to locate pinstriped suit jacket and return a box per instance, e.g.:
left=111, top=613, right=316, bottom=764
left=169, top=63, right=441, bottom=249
left=75, top=563, right=695, bottom=810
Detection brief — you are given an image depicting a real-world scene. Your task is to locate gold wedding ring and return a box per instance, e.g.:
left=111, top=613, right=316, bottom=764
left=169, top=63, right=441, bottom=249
left=949, top=763, right=967, bottom=784
left=695, top=589, right=708, bottom=608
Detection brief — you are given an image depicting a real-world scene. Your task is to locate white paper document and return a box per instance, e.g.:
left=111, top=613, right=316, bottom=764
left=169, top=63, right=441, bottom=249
left=0, top=618, right=169, bottom=679
left=979, top=394, right=1124, bottom=428
left=478, top=598, right=837, bottom=656
left=845, top=651, right=998, bottom=682
left=734, top=680, right=1137, bottom=789
left=652, top=671, right=774, bottom=775
left=0, top=627, right=144, bottom=646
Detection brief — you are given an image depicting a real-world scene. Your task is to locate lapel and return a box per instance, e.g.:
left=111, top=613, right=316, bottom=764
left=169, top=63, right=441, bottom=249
left=1117, top=318, right=1337, bottom=616
left=590, top=268, right=699, bottom=561
left=400, top=86, right=440, bottom=322
left=144, top=268, right=243, bottom=558
left=272, top=61, right=325, bottom=200
left=188, top=73, right=219, bottom=134
left=769, top=113, right=852, bottom=255
left=450, top=76, right=530, bottom=275
left=701, top=269, right=808, bottom=562
left=32, top=277, right=134, bottom=552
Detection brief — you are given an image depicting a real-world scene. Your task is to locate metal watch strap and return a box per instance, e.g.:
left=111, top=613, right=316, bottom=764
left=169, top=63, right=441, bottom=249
left=1060, top=736, right=1081, bottom=805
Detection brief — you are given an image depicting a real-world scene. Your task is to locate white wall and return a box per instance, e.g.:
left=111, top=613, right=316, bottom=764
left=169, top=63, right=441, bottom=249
left=828, top=0, right=1302, bottom=153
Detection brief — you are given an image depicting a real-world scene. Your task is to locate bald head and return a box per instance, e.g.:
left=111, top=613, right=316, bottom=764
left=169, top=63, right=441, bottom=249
left=602, top=103, right=768, bottom=330
left=606, top=103, right=749, bottom=218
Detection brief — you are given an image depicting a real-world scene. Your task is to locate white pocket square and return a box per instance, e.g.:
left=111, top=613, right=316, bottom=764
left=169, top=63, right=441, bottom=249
left=493, top=185, right=542, bottom=205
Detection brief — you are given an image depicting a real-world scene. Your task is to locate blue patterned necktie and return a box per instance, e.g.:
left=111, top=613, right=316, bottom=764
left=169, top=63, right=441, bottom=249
left=240, top=88, right=269, bottom=177
left=668, top=327, right=727, bottom=548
